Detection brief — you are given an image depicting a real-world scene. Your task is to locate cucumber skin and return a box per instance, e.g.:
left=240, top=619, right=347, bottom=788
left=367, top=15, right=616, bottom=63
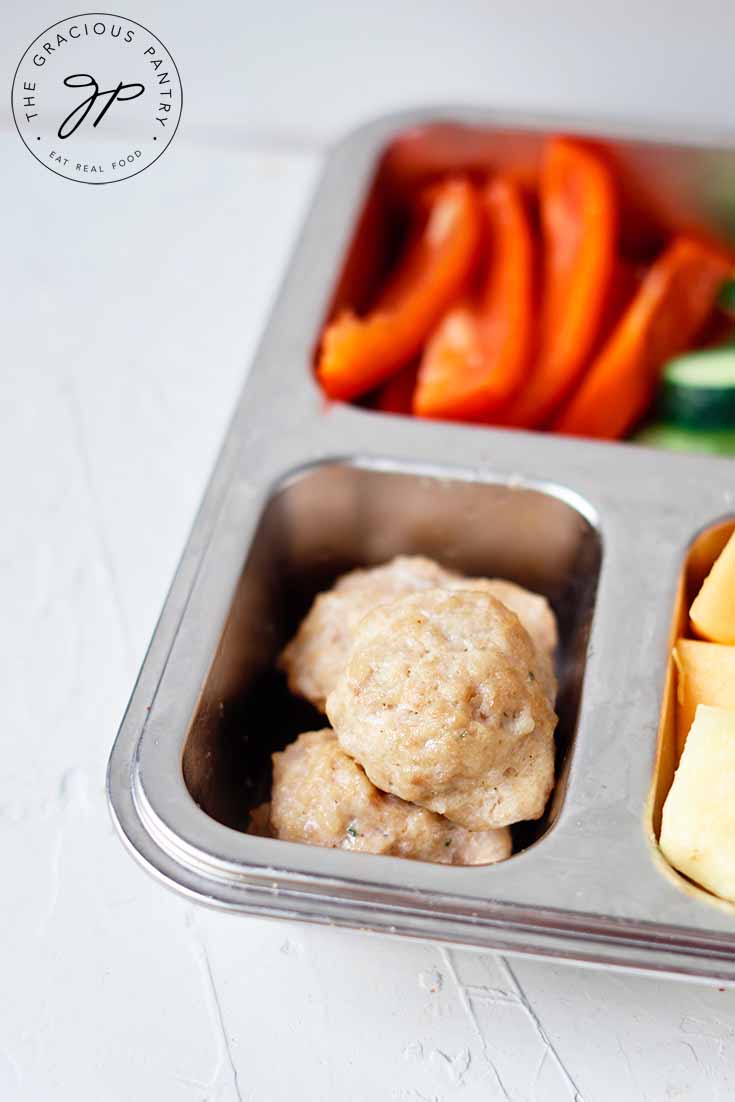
left=656, top=379, right=735, bottom=430
left=632, top=423, right=735, bottom=456
left=717, top=278, right=735, bottom=314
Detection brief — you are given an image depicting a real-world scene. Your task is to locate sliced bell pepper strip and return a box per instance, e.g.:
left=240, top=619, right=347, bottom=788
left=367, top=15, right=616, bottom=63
left=554, top=236, right=734, bottom=440
left=316, top=178, right=482, bottom=402
left=499, top=138, right=617, bottom=428
left=374, top=363, right=419, bottom=415
left=412, top=176, right=535, bottom=421
left=599, top=259, right=640, bottom=342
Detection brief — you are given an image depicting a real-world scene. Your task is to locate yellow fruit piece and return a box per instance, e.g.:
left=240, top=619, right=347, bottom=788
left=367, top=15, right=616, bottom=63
left=690, top=528, right=735, bottom=644
left=660, top=704, right=735, bottom=902
left=673, top=639, right=735, bottom=757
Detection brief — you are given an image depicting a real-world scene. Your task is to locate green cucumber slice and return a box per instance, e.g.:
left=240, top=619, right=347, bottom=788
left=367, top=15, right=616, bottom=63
left=632, top=422, right=735, bottom=456
left=656, top=347, right=735, bottom=429
left=717, top=277, right=735, bottom=314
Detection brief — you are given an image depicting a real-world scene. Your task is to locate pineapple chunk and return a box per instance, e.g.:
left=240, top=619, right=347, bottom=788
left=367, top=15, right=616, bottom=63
left=660, top=704, right=735, bottom=902
left=673, top=639, right=735, bottom=756
left=690, top=528, right=735, bottom=644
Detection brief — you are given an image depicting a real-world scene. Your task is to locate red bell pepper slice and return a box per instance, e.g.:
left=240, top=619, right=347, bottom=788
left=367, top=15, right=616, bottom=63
left=316, top=178, right=481, bottom=402
left=413, top=176, right=535, bottom=421
left=554, top=236, right=734, bottom=439
left=500, top=138, right=617, bottom=428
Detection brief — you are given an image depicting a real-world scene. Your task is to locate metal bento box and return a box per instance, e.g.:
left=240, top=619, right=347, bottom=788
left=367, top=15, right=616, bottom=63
left=107, top=108, right=735, bottom=981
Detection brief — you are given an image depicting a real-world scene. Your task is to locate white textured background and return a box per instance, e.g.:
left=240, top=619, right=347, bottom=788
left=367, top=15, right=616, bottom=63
left=3, top=2, right=735, bottom=1099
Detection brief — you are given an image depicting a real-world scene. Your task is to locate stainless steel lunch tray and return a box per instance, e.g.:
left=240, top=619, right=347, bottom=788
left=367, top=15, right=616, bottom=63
left=107, top=108, right=735, bottom=981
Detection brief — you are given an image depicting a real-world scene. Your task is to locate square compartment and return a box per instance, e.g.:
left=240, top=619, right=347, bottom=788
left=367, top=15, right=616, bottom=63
left=183, top=461, right=601, bottom=857
left=318, top=121, right=735, bottom=428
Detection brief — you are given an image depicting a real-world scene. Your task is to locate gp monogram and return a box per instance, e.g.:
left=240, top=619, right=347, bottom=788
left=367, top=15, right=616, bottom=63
left=11, top=14, right=183, bottom=183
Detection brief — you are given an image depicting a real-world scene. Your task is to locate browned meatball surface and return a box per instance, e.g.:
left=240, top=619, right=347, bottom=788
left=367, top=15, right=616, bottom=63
left=270, top=729, right=511, bottom=865
left=247, top=802, right=272, bottom=837
left=279, top=555, right=557, bottom=712
left=327, top=589, right=557, bottom=830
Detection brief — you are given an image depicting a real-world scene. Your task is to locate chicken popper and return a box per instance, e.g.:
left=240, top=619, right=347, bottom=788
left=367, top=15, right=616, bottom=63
left=269, top=728, right=511, bottom=865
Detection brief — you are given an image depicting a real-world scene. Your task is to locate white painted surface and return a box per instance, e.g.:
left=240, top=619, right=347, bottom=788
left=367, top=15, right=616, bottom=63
left=3, top=3, right=735, bottom=1098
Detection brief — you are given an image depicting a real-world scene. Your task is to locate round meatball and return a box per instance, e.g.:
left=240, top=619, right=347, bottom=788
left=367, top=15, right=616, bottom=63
left=270, top=729, right=511, bottom=866
left=327, top=589, right=557, bottom=830
left=468, top=578, right=558, bottom=658
left=279, top=555, right=557, bottom=712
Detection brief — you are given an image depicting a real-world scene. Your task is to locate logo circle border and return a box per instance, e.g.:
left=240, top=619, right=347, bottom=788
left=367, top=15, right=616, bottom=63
left=11, top=11, right=183, bottom=185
